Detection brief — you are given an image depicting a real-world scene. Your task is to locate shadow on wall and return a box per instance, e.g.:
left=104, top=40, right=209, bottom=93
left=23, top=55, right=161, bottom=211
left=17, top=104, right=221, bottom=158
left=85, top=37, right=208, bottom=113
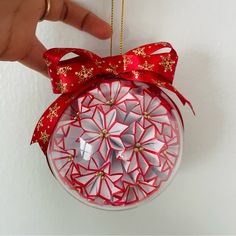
left=179, top=49, right=224, bottom=168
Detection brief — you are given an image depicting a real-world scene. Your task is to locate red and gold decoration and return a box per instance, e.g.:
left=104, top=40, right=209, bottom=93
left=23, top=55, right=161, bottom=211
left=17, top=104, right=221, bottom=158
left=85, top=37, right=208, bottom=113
left=31, top=42, right=193, bottom=209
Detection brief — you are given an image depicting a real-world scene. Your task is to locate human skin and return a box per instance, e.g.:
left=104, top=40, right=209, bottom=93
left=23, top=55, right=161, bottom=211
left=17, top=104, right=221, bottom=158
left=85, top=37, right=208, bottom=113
left=0, top=0, right=112, bottom=76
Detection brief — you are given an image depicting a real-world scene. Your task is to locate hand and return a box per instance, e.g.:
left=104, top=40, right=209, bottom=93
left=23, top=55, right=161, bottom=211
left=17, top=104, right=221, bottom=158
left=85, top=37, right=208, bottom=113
left=0, top=0, right=111, bottom=76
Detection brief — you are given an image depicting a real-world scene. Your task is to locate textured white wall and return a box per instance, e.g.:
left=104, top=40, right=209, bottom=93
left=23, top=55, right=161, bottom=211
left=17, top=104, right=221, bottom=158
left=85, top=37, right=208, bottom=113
left=0, top=0, right=236, bottom=234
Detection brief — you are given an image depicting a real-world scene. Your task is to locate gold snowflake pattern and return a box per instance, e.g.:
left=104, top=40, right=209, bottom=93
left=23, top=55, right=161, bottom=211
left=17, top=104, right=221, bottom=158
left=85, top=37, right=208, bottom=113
left=138, top=61, right=154, bottom=71
left=40, top=130, right=50, bottom=144
left=56, top=66, right=72, bottom=77
left=45, top=58, right=52, bottom=67
left=132, top=70, right=141, bottom=79
left=36, top=116, right=44, bottom=131
left=152, top=79, right=167, bottom=88
left=133, top=47, right=146, bottom=57
left=159, top=54, right=175, bottom=72
left=123, top=56, right=133, bottom=70
left=156, top=42, right=169, bottom=47
left=47, top=103, right=60, bottom=122
left=55, top=80, right=67, bottom=93
left=106, top=63, right=118, bottom=75
left=75, top=66, right=94, bottom=84
left=95, top=60, right=104, bottom=68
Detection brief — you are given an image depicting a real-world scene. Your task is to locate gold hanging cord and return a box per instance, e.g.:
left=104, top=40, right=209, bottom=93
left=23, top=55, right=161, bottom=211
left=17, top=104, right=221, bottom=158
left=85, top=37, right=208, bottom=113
left=110, top=0, right=125, bottom=56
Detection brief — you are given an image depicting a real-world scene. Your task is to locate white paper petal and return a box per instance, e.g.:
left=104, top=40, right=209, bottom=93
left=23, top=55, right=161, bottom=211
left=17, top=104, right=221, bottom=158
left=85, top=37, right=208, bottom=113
left=105, top=109, right=116, bottom=128
left=140, top=125, right=155, bottom=143
left=81, top=118, right=100, bottom=132
left=109, top=137, right=125, bottom=150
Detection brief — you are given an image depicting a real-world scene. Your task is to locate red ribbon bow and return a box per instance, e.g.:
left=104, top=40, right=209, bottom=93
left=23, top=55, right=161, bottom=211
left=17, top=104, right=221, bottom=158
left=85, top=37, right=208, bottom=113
left=31, top=42, right=193, bottom=156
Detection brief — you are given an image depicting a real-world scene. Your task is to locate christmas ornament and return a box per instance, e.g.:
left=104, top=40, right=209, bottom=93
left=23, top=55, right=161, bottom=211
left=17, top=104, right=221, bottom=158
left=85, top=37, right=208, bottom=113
left=31, top=0, right=193, bottom=210
left=32, top=42, right=193, bottom=209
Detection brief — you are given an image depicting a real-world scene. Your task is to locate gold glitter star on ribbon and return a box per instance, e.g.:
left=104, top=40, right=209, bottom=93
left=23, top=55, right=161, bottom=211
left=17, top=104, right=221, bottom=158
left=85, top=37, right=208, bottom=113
left=123, top=56, right=133, bottom=70
left=156, top=42, right=169, bottom=47
left=133, top=47, right=146, bottom=56
left=106, top=63, right=119, bottom=75
left=132, top=70, right=141, bottom=79
left=47, top=103, right=60, bottom=122
left=55, top=80, right=67, bottom=93
left=40, top=130, right=50, bottom=144
left=45, top=58, right=52, bottom=67
left=56, top=66, right=72, bottom=76
left=75, top=66, right=94, bottom=83
left=36, top=116, right=44, bottom=131
left=152, top=79, right=167, bottom=88
left=159, top=54, right=175, bottom=72
left=138, top=61, right=154, bottom=71
left=95, top=60, right=104, bottom=68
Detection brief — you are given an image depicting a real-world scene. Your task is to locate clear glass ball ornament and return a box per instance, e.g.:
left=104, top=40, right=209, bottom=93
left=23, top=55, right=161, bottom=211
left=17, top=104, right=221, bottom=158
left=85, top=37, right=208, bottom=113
left=47, top=78, right=183, bottom=210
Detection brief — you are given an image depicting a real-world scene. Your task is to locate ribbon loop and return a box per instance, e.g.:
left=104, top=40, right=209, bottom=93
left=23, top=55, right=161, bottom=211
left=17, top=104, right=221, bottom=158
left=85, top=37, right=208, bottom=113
left=44, top=42, right=179, bottom=95
left=44, top=48, right=100, bottom=67
left=126, top=42, right=176, bottom=56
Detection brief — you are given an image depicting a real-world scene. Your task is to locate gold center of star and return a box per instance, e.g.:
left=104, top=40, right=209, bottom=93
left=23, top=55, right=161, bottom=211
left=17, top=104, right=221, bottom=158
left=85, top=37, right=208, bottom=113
left=134, top=143, right=144, bottom=152
left=68, top=155, right=74, bottom=161
left=143, top=111, right=150, bottom=119
left=96, top=171, right=105, bottom=179
left=73, top=111, right=80, bottom=120
left=100, top=129, right=109, bottom=138
left=106, top=98, right=115, bottom=106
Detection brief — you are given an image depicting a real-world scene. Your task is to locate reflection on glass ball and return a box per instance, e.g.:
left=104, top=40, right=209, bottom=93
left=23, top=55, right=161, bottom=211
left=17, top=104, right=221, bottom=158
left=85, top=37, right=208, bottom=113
left=47, top=78, right=183, bottom=210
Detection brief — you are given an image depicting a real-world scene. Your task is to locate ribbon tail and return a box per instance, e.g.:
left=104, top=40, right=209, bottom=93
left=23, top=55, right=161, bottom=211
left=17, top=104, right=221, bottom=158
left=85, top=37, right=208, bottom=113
left=164, top=84, right=195, bottom=115
left=31, top=92, right=81, bottom=155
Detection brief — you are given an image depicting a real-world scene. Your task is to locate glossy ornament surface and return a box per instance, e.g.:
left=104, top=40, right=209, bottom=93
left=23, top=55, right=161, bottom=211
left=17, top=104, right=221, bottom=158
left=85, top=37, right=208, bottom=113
left=47, top=78, right=183, bottom=210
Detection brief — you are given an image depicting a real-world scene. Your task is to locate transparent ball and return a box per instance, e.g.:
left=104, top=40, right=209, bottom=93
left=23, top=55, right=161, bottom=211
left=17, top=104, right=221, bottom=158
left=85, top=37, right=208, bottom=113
left=47, top=78, right=183, bottom=210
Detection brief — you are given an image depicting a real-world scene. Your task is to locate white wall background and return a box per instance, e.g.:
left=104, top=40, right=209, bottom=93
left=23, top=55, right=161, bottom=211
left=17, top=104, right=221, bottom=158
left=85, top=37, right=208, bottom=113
left=0, top=0, right=236, bottom=234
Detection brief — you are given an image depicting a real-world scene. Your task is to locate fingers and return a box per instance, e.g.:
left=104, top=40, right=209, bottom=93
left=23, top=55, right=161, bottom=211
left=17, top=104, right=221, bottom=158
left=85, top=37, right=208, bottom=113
left=62, top=1, right=112, bottom=39
left=19, top=37, right=48, bottom=77
left=43, top=0, right=112, bottom=39
left=21, top=1, right=111, bottom=76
